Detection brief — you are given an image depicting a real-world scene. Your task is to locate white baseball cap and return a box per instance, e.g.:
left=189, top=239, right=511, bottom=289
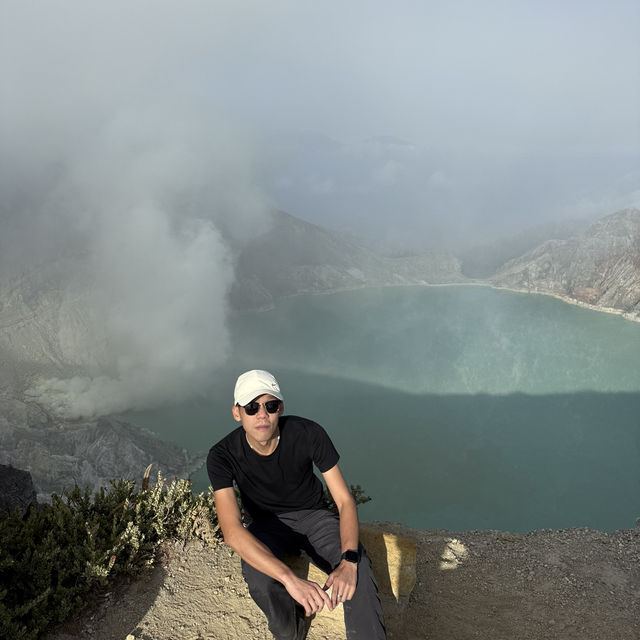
left=233, top=369, right=284, bottom=406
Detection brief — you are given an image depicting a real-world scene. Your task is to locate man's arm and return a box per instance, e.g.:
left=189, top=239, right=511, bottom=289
left=213, top=487, right=333, bottom=615
left=322, top=464, right=359, bottom=608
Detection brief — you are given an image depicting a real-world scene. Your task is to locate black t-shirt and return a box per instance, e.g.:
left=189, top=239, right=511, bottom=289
left=207, top=415, right=340, bottom=519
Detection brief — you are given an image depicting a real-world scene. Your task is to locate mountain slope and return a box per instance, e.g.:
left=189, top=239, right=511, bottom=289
left=491, top=209, right=640, bottom=318
left=229, top=210, right=465, bottom=310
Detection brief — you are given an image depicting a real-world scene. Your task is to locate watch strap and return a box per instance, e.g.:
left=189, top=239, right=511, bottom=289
left=340, top=549, right=359, bottom=563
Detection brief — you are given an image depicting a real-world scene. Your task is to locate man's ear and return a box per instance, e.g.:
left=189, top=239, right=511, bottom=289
left=278, top=402, right=284, bottom=415
left=232, top=404, right=242, bottom=423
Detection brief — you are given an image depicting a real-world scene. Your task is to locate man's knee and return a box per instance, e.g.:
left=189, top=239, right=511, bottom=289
left=241, top=559, right=280, bottom=594
left=241, top=563, right=304, bottom=640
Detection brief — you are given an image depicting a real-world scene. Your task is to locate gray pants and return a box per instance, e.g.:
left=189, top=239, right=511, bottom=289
left=241, top=508, right=386, bottom=640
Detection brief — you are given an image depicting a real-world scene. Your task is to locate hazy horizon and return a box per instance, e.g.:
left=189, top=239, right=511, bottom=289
left=3, top=1, right=639, bottom=256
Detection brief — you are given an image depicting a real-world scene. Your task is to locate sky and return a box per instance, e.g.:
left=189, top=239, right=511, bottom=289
left=2, top=1, right=639, bottom=249
left=1, top=0, right=639, bottom=414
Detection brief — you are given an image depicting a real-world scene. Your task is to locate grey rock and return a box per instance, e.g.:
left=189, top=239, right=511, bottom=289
left=0, top=407, right=205, bottom=500
left=0, top=463, right=37, bottom=515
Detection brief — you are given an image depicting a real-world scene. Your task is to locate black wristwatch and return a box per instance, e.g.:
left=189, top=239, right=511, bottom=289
left=341, top=549, right=359, bottom=564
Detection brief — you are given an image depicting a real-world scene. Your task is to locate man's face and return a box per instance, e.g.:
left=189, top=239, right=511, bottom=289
left=232, top=393, right=283, bottom=447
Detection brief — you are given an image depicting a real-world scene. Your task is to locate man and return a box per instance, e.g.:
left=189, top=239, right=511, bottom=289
left=207, top=369, right=386, bottom=640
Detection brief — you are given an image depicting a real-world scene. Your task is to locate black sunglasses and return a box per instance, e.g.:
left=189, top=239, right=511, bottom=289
left=240, top=400, right=282, bottom=416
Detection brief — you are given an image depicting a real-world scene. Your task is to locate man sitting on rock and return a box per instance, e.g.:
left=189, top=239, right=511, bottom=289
left=207, top=369, right=386, bottom=640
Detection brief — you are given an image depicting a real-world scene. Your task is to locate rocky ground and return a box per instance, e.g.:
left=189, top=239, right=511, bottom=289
left=48, top=522, right=640, bottom=640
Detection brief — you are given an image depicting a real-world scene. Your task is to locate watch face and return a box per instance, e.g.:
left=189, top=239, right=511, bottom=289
left=343, top=550, right=358, bottom=563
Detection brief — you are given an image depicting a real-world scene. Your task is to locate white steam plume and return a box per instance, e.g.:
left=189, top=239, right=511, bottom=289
left=20, top=107, right=268, bottom=418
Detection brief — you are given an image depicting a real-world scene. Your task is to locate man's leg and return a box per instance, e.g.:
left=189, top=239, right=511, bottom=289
left=241, top=561, right=307, bottom=640
left=280, top=509, right=387, bottom=640
left=241, top=516, right=307, bottom=640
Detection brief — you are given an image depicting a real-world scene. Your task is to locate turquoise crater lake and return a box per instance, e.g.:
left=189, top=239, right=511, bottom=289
left=126, top=286, right=640, bottom=532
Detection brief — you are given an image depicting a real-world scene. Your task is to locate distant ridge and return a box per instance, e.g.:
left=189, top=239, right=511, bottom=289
left=229, top=209, right=465, bottom=310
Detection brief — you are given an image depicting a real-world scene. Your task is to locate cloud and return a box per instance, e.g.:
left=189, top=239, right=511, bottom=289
left=372, top=160, right=403, bottom=186
left=555, top=171, right=640, bottom=223
left=308, top=173, right=335, bottom=195
left=427, top=170, right=452, bottom=190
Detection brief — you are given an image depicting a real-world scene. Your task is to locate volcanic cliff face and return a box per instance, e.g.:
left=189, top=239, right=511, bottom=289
left=491, top=209, right=640, bottom=319
left=0, top=383, right=205, bottom=502
left=0, top=255, right=110, bottom=380
left=0, top=409, right=204, bottom=502
left=0, top=256, right=204, bottom=499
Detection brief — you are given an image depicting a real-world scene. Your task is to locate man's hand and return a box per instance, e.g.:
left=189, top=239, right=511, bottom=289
left=282, top=575, right=334, bottom=616
left=323, top=560, right=358, bottom=609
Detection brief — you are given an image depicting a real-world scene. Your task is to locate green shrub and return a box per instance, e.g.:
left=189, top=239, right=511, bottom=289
left=0, top=471, right=220, bottom=639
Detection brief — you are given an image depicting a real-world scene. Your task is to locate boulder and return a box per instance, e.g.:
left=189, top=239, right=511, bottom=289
left=287, top=523, right=417, bottom=638
left=0, top=463, right=38, bottom=515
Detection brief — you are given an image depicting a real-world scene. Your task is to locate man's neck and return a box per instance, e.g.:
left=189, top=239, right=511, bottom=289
left=246, top=430, right=280, bottom=455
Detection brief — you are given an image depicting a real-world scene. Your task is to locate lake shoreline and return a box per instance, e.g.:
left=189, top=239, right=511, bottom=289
left=235, top=279, right=640, bottom=325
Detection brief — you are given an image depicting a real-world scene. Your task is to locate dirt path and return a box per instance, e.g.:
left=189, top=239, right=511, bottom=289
left=48, top=523, right=640, bottom=640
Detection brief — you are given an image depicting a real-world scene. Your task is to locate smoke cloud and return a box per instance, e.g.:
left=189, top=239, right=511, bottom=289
left=8, top=107, right=269, bottom=417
